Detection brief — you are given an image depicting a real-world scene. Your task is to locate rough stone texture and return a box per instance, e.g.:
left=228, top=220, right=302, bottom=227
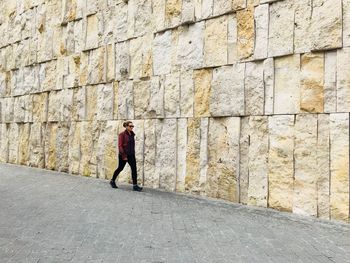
left=274, top=54, right=300, bottom=114
left=133, top=79, right=153, bottom=119
left=324, top=51, right=337, bottom=113
left=293, top=0, right=312, bottom=54
left=268, top=115, right=294, bottom=212
left=117, top=81, right=134, bottom=120
left=176, top=118, right=187, bottom=192
left=96, top=83, right=113, bottom=121
left=311, top=0, right=342, bottom=51
left=300, top=52, right=324, bottom=113
left=207, top=117, right=240, bottom=202
left=245, top=61, right=264, bottom=115
left=239, top=117, right=249, bottom=205
left=264, top=58, right=274, bottom=115
left=153, top=31, right=172, bottom=76
left=194, top=69, right=211, bottom=117
left=253, top=4, right=268, bottom=60
left=56, top=122, right=69, bottom=172
left=204, top=16, right=228, bottom=67
left=180, top=70, right=194, bottom=118
left=210, top=64, right=245, bottom=117
left=143, top=119, right=158, bottom=188
left=294, top=114, right=318, bottom=217
left=164, top=73, right=181, bottom=118
left=227, top=14, right=238, bottom=64
left=336, top=48, right=350, bottom=112
left=165, top=0, right=182, bottom=28
left=344, top=0, right=350, bottom=47
left=68, top=121, right=81, bottom=175
left=237, top=7, right=254, bottom=59
left=18, top=123, right=30, bottom=166
left=44, top=122, right=58, bottom=171
left=329, top=113, right=350, bottom=222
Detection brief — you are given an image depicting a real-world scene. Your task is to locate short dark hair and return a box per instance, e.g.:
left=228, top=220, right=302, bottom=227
left=123, top=121, right=133, bottom=128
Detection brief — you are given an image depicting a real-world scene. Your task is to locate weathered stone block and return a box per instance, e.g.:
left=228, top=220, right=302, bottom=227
left=227, top=14, right=238, bottom=64
left=29, top=122, right=45, bottom=168
left=324, top=51, right=337, bottom=113
left=237, top=7, right=254, bottom=59
left=194, top=69, right=211, bottom=117
left=180, top=70, right=194, bottom=118
left=245, top=61, right=264, bottom=115
left=85, top=14, right=100, bottom=50
left=294, top=0, right=312, bottom=53
left=143, top=119, right=158, bottom=188
left=97, top=83, right=113, bottom=121
left=336, top=48, right=350, bottom=112
left=71, top=87, right=86, bottom=121
left=253, top=4, right=268, bottom=59
left=115, top=41, right=129, bottom=81
left=153, top=31, right=172, bottom=76
left=0, top=123, right=9, bottom=163
left=56, top=122, right=70, bottom=172
left=117, top=80, right=134, bottom=120
left=87, top=47, right=106, bottom=85
left=44, top=122, right=58, bottom=170
left=239, top=117, right=249, bottom=205
left=264, top=58, right=274, bottom=115
left=68, top=121, right=81, bottom=175
left=164, top=73, right=180, bottom=118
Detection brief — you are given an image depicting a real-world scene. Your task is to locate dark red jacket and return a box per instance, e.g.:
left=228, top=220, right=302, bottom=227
left=118, top=130, right=135, bottom=159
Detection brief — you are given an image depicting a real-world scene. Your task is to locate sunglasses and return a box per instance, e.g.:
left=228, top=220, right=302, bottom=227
left=129, top=125, right=134, bottom=128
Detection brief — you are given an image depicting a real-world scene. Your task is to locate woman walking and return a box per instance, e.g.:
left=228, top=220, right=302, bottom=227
left=110, top=121, right=143, bottom=191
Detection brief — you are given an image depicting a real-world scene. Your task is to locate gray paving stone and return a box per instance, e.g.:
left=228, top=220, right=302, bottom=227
left=0, top=163, right=350, bottom=263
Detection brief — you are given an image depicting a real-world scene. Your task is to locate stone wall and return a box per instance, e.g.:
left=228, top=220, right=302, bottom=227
left=0, top=0, right=349, bottom=222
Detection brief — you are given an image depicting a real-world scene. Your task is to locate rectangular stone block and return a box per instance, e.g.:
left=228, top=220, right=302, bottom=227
left=133, top=79, right=152, bottom=119
left=153, top=31, right=172, bottom=76
left=268, top=115, right=294, bottom=212
left=143, top=119, right=158, bottom=188
left=39, top=60, right=58, bottom=92
left=87, top=47, right=106, bottom=85
left=245, top=61, right=264, bottom=115
left=68, top=121, right=81, bottom=175
left=165, top=0, right=182, bottom=28
left=86, top=85, right=98, bottom=121
left=329, top=113, right=350, bottom=222
left=32, top=92, right=48, bottom=123
left=152, top=0, right=166, bottom=32
left=97, top=83, right=113, bottom=121
left=14, top=95, right=33, bottom=123
left=164, top=73, right=180, bottom=118
left=324, top=51, right=337, bottom=113
left=207, top=117, right=240, bottom=202
left=239, top=117, right=249, bottom=205
left=0, top=123, right=9, bottom=163
left=336, top=48, right=350, bottom=112
left=176, top=118, right=187, bottom=192
left=115, top=1, right=128, bottom=42
left=210, top=64, right=245, bottom=116
left=344, top=0, right=350, bottom=47
left=79, top=121, right=99, bottom=177
left=180, top=70, right=194, bottom=118
left=2, top=97, right=14, bottom=123
left=129, top=34, right=153, bottom=79
left=264, top=58, right=274, bottom=115
left=274, top=54, right=300, bottom=114
left=116, top=80, right=134, bottom=120
left=293, top=114, right=318, bottom=216
left=71, top=87, right=86, bottom=121
left=253, top=4, right=268, bottom=60
left=300, top=52, right=324, bottom=113
left=294, top=0, right=312, bottom=53
left=247, top=116, right=269, bottom=208
left=56, top=122, right=69, bottom=172
left=227, top=14, right=238, bottom=64
left=85, top=14, right=100, bottom=50
left=237, top=7, right=254, bottom=59
left=213, top=0, right=232, bottom=16
left=115, top=41, right=129, bottom=81
left=204, top=16, right=228, bottom=67
left=29, top=122, right=45, bottom=168
left=201, top=0, right=213, bottom=19
left=44, top=122, right=58, bottom=170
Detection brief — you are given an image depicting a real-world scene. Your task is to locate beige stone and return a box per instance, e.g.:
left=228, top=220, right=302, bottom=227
left=45, top=122, right=58, bottom=170
left=152, top=0, right=166, bottom=32
left=268, top=115, right=294, bottom=212
left=180, top=70, right=194, bottom=118
left=148, top=76, right=165, bottom=118
left=133, top=79, right=153, bottom=119
left=143, top=119, right=158, bottom=188
left=115, top=41, right=129, bottom=80
left=274, top=54, right=300, bottom=114
left=87, top=46, right=105, bottom=85
left=181, top=0, right=196, bottom=23
left=204, top=16, right=228, bottom=67
left=129, top=34, right=153, bottom=79
left=239, top=117, right=249, bottom=205
left=117, top=81, right=134, bottom=120
left=164, top=73, right=180, bottom=118
left=80, top=121, right=100, bottom=177
left=32, top=93, right=48, bottom=123
left=207, top=117, right=240, bottom=202
left=300, top=53, right=324, bottom=113
left=39, top=60, right=58, bottom=92
left=317, top=114, right=330, bottom=219
left=201, top=0, right=213, bottom=19
left=264, top=58, right=274, bottom=115
left=227, top=14, right=238, bottom=64
left=29, top=122, right=45, bottom=168
left=329, top=113, right=350, bottom=222
left=176, top=118, right=187, bottom=192
left=85, top=14, right=100, bottom=50
left=14, top=95, right=33, bottom=123
left=194, top=69, right=211, bottom=117
left=2, top=97, right=14, bottom=121
left=68, top=121, right=81, bottom=175
left=18, top=123, right=30, bottom=165
left=324, top=51, right=337, bottom=113
left=71, top=87, right=86, bottom=121
left=210, top=64, right=245, bottom=117
left=311, top=0, right=342, bottom=51
left=344, top=0, right=350, bottom=47
left=153, top=31, right=172, bottom=76
left=115, top=1, right=128, bottom=42
left=237, top=7, right=254, bottom=59
left=294, top=0, right=312, bottom=53
left=247, top=116, right=268, bottom=208
left=253, top=4, right=268, bottom=60
left=293, top=114, right=318, bottom=216
left=232, top=0, right=246, bottom=10
left=56, top=122, right=69, bottom=172
left=245, top=61, right=264, bottom=115
left=156, top=119, right=177, bottom=191
left=213, top=0, right=232, bottom=16
left=86, top=85, right=98, bottom=121
left=97, top=83, right=113, bottom=121
left=165, top=0, right=182, bottom=27
left=48, top=91, right=61, bottom=122
left=268, top=1, right=294, bottom=57
left=336, top=48, right=350, bottom=112
left=0, top=124, right=9, bottom=163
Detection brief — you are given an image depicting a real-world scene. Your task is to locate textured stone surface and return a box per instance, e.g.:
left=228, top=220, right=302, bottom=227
left=274, top=55, right=300, bottom=114
left=268, top=115, right=294, bottom=212
left=180, top=70, right=194, bottom=118
left=245, top=61, right=264, bottom=115
left=194, top=69, right=211, bottom=117
left=294, top=0, right=312, bottom=53
left=300, top=53, right=324, bottom=113
left=153, top=31, right=172, bottom=76
left=324, top=51, right=337, bottom=113
left=164, top=73, right=180, bottom=118
left=207, top=117, right=240, bottom=202
left=264, top=58, right=274, bottom=115
left=336, top=48, right=350, bottom=112
left=239, top=117, right=249, bottom=205
left=176, top=118, right=187, bottom=192
left=329, top=113, right=350, bottom=222
left=237, top=7, right=254, bottom=59
left=18, top=123, right=30, bottom=165
left=143, top=119, right=158, bottom=188
left=117, top=81, right=134, bottom=120
left=253, top=4, right=268, bottom=60
left=68, top=121, right=81, bottom=175
left=227, top=14, right=238, bottom=64
left=96, top=83, right=113, bottom=121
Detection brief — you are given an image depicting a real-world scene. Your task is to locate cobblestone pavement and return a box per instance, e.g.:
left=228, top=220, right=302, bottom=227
left=0, top=164, right=349, bottom=263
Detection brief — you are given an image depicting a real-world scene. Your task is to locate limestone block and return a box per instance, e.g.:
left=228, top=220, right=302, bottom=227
left=85, top=14, right=100, bottom=50
left=344, top=0, right=350, bottom=47
left=8, top=12, right=21, bottom=44
left=164, top=73, right=180, bottom=118
left=117, top=80, right=134, bottom=120
left=264, top=58, right=274, bottom=115
left=181, top=0, right=198, bottom=23
left=56, top=122, right=69, bottom=172
left=274, top=54, right=300, bottom=114
left=317, top=114, right=330, bottom=219
left=64, top=55, right=81, bottom=88
left=86, top=0, right=99, bottom=15
left=71, top=87, right=85, bottom=121
left=44, top=122, right=57, bottom=170
left=86, top=85, right=98, bottom=121
left=0, top=124, right=8, bottom=163
left=79, top=51, right=88, bottom=86
left=165, top=0, right=182, bottom=27
left=239, top=117, right=249, bottom=204
left=115, top=1, right=128, bottom=42
left=96, top=121, right=119, bottom=180
left=227, top=14, right=238, bottom=64
left=4, top=46, right=15, bottom=71
left=68, top=121, right=81, bottom=174
left=177, top=22, right=204, bottom=70
left=133, top=79, right=153, bottom=119
left=248, top=116, right=268, bottom=207
left=300, top=53, right=324, bottom=113
left=97, top=83, right=113, bottom=121
left=153, top=0, right=166, bottom=31
left=175, top=118, right=187, bottom=192
left=268, top=1, right=294, bottom=57
left=134, top=120, right=145, bottom=185
left=294, top=0, right=312, bottom=53
left=14, top=95, right=33, bottom=123
left=253, top=4, right=268, bottom=60
left=213, top=0, right=232, bottom=16
left=115, top=41, right=130, bottom=80
left=268, top=115, right=294, bottom=212
left=129, top=34, right=153, bottom=79
left=55, top=57, right=66, bottom=91
left=48, top=90, right=61, bottom=122
left=106, top=44, right=115, bottom=82
left=101, top=6, right=117, bottom=44
left=39, top=60, right=58, bottom=92
left=237, top=7, right=254, bottom=59
left=29, top=122, right=45, bottom=168
left=293, top=114, right=318, bottom=216
left=210, top=64, right=245, bottom=117
left=336, top=48, right=350, bottom=112
left=61, top=0, right=78, bottom=24
left=80, top=121, right=100, bottom=177
left=148, top=76, right=165, bottom=118
left=324, top=51, right=337, bottom=113
left=17, top=123, right=30, bottom=165
left=134, top=0, right=153, bottom=36
left=21, top=8, right=35, bottom=40
left=201, top=0, right=213, bottom=18
left=8, top=123, right=19, bottom=164
left=156, top=119, right=177, bottom=191
left=127, top=0, right=136, bottom=38
left=232, top=0, right=246, bottom=10
left=245, top=61, right=264, bottom=115
left=329, top=113, right=350, bottom=222
left=207, top=117, right=240, bottom=202
left=194, top=69, right=211, bottom=117
left=143, top=119, right=158, bottom=188
left=73, top=19, right=84, bottom=53
left=37, top=7, right=54, bottom=62
left=180, top=70, right=194, bottom=117
left=2, top=97, right=14, bottom=123
left=199, top=118, right=209, bottom=194
left=311, top=0, right=342, bottom=51
left=60, top=89, right=73, bottom=122
left=87, top=46, right=106, bottom=85
left=32, top=93, right=48, bottom=123
left=153, top=31, right=172, bottom=76
left=23, top=66, right=40, bottom=94
left=204, top=16, right=228, bottom=67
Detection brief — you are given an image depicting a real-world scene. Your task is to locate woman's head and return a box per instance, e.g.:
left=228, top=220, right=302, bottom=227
left=123, top=121, right=134, bottom=131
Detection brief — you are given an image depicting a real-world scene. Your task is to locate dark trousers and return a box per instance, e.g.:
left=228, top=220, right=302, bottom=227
left=112, top=154, right=138, bottom=185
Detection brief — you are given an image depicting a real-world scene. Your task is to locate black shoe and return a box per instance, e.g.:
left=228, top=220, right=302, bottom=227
left=110, top=180, right=118, bottom=189
left=133, top=185, right=143, bottom=192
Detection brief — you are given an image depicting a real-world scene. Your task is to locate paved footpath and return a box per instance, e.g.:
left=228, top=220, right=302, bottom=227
left=0, top=164, right=349, bottom=263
